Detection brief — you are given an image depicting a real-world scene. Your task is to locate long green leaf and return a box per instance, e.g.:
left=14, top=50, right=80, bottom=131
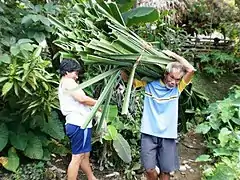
left=108, top=2, right=126, bottom=26
left=82, top=71, right=119, bottom=128
left=96, top=83, right=114, bottom=131
left=48, top=15, right=71, bottom=31
left=71, top=68, right=120, bottom=91
left=121, top=56, right=140, bottom=115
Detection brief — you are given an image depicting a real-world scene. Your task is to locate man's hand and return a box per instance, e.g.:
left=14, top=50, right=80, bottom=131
left=120, top=70, right=129, bottom=82
left=162, top=50, right=196, bottom=72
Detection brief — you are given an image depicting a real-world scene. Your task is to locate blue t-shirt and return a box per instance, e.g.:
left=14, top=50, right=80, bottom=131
left=140, top=80, right=181, bottom=139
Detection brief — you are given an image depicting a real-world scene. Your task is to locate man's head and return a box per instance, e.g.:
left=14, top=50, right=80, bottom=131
left=59, top=59, right=83, bottom=81
left=164, top=62, right=185, bottom=89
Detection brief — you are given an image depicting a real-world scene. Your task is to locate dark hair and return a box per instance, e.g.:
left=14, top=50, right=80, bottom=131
left=59, top=59, right=83, bottom=77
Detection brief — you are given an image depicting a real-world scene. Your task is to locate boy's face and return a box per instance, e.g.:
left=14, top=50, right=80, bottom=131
left=66, top=71, right=79, bottom=81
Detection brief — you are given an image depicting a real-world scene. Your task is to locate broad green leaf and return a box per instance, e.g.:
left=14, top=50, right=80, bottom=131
left=30, top=14, right=40, bottom=22
left=0, top=54, right=11, bottom=64
left=195, top=154, right=211, bottom=162
left=0, top=123, right=8, bottom=151
left=107, top=105, right=118, bottom=122
left=17, top=39, right=33, bottom=45
left=2, top=82, right=13, bottom=96
left=34, top=32, right=46, bottom=44
left=9, top=131, right=28, bottom=151
left=195, top=123, right=211, bottom=134
left=20, top=43, right=34, bottom=51
left=113, top=133, right=132, bottom=163
left=231, top=117, right=240, bottom=125
left=213, top=148, right=232, bottom=157
left=41, top=111, right=65, bottom=140
left=107, top=125, right=118, bottom=140
left=218, top=128, right=231, bottom=147
left=232, top=97, right=240, bottom=107
left=48, top=141, right=70, bottom=156
left=10, top=45, right=20, bottom=56
left=42, top=148, right=51, bottom=161
left=33, top=46, right=42, bottom=58
left=209, top=163, right=236, bottom=180
left=1, top=36, right=16, bottom=47
left=40, top=16, right=50, bottom=26
left=3, top=147, right=19, bottom=172
left=21, top=15, right=32, bottom=24
left=24, top=132, right=43, bottom=159
left=122, top=7, right=159, bottom=26
left=0, top=6, right=4, bottom=12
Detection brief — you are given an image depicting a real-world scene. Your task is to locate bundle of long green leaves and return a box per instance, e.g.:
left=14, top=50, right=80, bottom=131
left=49, top=0, right=176, bottom=127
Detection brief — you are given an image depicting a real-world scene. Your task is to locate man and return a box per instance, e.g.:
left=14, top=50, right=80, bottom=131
left=58, top=59, right=98, bottom=180
left=122, top=50, right=195, bottom=180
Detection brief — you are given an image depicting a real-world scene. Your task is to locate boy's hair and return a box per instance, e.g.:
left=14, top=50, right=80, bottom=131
left=59, top=59, right=83, bottom=77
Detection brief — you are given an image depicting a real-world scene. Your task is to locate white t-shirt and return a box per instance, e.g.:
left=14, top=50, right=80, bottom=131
left=58, top=78, right=92, bottom=128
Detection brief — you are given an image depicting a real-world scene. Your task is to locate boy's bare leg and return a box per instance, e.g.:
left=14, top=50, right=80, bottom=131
left=79, top=152, right=97, bottom=180
left=67, top=154, right=84, bottom=180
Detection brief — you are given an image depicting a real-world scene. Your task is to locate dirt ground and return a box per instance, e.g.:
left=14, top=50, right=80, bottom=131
left=51, top=131, right=206, bottom=180
left=0, top=131, right=205, bottom=180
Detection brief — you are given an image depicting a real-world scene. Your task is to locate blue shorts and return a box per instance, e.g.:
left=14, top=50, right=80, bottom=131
left=65, top=124, right=92, bottom=155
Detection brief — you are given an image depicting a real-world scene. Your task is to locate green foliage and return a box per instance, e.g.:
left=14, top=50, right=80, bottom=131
left=3, top=147, right=20, bottom=173
left=197, top=51, right=239, bottom=77
left=41, top=111, right=65, bottom=140
left=12, top=162, right=45, bottom=180
left=122, top=7, right=159, bottom=26
left=113, top=133, right=132, bottom=163
left=0, top=123, right=8, bottom=151
left=195, top=85, right=240, bottom=179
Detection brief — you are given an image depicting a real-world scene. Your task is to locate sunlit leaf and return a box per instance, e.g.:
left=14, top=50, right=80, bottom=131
left=0, top=54, right=11, bottom=64
left=3, top=147, right=19, bottom=172
left=2, top=82, right=13, bottom=96
left=195, top=154, right=211, bottom=162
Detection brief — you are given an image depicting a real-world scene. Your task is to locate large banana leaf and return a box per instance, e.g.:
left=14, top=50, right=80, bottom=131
left=122, top=7, right=159, bottom=26
left=41, top=111, right=65, bottom=140
left=9, top=131, right=28, bottom=151
left=24, top=132, right=43, bottom=160
left=113, top=133, right=132, bottom=163
left=0, top=123, right=8, bottom=151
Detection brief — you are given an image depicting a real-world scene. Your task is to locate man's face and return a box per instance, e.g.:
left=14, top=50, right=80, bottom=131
left=164, top=70, right=183, bottom=89
left=66, top=71, right=79, bottom=81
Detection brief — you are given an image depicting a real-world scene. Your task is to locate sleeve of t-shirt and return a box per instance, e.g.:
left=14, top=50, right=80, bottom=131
left=133, top=79, right=147, bottom=88
left=178, top=78, right=192, bottom=93
left=62, top=79, right=86, bottom=96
